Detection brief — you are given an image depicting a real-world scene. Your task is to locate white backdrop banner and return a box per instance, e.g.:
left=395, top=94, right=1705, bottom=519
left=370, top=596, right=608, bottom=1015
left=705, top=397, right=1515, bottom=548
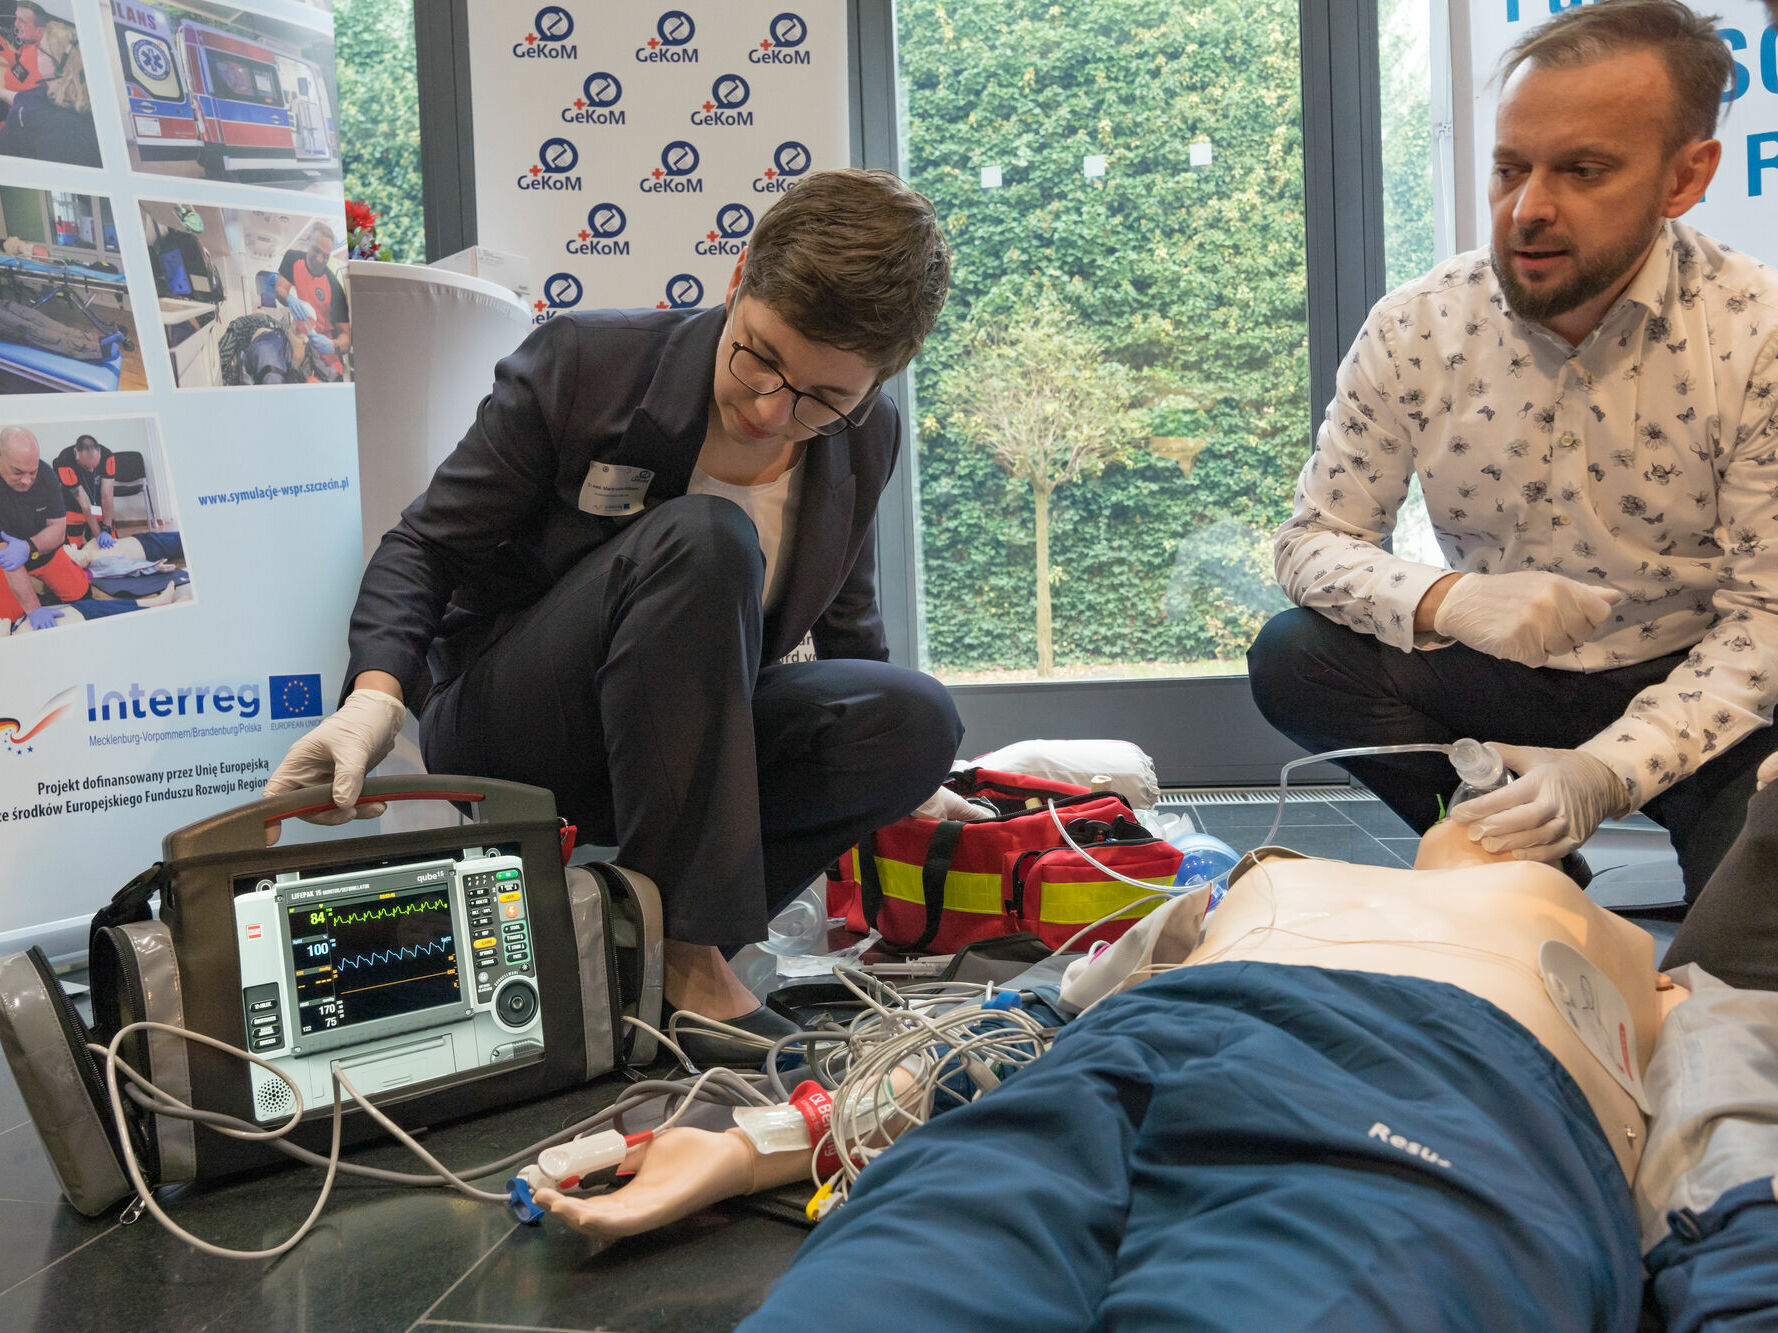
left=466, top=2, right=849, bottom=323
left=1, top=0, right=359, bottom=948
left=1457, top=0, right=1778, bottom=265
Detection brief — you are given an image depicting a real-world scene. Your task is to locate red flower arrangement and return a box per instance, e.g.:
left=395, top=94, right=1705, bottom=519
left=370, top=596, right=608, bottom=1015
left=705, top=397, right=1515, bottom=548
left=346, top=200, right=384, bottom=261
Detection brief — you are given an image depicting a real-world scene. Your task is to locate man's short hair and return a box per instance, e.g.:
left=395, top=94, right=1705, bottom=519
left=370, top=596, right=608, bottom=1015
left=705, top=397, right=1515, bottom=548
left=735, top=168, right=949, bottom=379
left=310, top=222, right=335, bottom=247
left=1499, top=0, right=1733, bottom=152
left=73, top=433, right=99, bottom=453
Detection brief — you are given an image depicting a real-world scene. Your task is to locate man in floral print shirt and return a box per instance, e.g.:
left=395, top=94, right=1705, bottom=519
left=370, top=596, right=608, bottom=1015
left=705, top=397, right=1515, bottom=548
left=1249, top=0, right=1778, bottom=911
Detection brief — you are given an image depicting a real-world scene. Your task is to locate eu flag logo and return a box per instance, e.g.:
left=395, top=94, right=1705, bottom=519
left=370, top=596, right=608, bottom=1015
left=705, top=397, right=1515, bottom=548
left=269, top=674, right=323, bottom=719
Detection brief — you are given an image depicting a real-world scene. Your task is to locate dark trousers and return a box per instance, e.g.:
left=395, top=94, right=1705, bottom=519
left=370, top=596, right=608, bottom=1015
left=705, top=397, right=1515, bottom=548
left=421, top=495, right=963, bottom=948
left=1246, top=608, right=1778, bottom=900
left=1663, top=781, right=1778, bottom=989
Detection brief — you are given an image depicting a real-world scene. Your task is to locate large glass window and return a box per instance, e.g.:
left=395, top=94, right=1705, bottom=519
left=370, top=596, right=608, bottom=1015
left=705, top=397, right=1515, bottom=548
left=336, top=0, right=422, bottom=262
left=896, top=0, right=1311, bottom=686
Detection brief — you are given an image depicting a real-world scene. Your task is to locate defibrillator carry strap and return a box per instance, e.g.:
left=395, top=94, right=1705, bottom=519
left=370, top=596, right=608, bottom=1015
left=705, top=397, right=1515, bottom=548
left=859, top=819, right=967, bottom=953
left=88, top=862, right=166, bottom=955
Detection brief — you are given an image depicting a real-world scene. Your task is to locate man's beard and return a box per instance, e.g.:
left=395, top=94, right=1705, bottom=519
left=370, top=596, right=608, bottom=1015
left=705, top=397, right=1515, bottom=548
left=1491, top=209, right=1661, bottom=322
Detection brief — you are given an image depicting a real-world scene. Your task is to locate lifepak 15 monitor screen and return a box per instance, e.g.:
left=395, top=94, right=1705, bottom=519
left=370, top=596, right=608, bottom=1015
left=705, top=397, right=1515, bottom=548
left=286, top=885, right=462, bottom=1035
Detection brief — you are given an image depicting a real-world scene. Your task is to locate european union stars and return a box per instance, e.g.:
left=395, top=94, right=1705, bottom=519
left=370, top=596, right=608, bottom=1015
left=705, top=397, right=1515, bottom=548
left=269, top=674, right=323, bottom=720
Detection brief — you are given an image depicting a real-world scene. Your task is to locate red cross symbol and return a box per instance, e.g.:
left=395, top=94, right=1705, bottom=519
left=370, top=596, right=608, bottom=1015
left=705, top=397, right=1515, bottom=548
left=529, top=164, right=542, bottom=176
left=573, top=98, right=585, bottom=109
left=578, top=229, right=590, bottom=241
left=647, top=37, right=660, bottom=48
left=760, top=39, right=772, bottom=50
left=702, top=101, right=714, bottom=112
left=707, top=231, right=718, bottom=241
left=656, top=300, right=668, bottom=308
left=525, top=33, right=536, bottom=44
left=652, top=167, right=665, bottom=179
left=763, top=168, right=776, bottom=179
left=533, top=300, right=545, bottom=312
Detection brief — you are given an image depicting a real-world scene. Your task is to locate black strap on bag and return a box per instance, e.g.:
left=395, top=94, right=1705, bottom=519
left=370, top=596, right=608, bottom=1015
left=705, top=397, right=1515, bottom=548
left=88, top=862, right=164, bottom=957
left=859, top=820, right=967, bottom=953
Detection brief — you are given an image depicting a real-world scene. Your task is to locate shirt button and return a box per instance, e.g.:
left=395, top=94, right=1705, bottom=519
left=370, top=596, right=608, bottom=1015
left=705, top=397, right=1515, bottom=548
left=1558, top=431, right=1579, bottom=449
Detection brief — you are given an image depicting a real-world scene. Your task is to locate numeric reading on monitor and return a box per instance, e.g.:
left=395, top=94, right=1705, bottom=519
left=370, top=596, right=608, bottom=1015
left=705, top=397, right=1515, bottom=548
left=287, top=886, right=462, bottom=1034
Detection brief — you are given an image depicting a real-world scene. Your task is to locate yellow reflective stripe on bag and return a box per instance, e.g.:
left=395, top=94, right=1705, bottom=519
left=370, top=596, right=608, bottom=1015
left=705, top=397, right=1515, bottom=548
left=874, top=856, right=1004, bottom=916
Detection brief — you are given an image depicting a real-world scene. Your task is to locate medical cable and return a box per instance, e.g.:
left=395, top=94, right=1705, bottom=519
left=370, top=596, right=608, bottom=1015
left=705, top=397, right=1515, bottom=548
left=1260, top=739, right=1505, bottom=847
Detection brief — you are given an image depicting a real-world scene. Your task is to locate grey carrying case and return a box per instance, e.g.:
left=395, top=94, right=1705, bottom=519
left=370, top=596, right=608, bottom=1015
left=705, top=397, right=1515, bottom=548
left=0, top=775, right=663, bottom=1214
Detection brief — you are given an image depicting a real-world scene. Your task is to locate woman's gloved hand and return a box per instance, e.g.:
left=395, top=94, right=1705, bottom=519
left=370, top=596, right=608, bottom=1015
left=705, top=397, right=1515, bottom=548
left=261, top=688, right=406, bottom=844
left=1446, top=742, right=1629, bottom=860
left=1432, top=571, right=1622, bottom=667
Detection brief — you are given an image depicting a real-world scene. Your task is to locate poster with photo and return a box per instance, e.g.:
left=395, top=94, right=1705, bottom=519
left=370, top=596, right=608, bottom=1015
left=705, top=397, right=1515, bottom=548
left=142, top=198, right=349, bottom=386
left=0, top=1, right=102, bottom=169
left=0, top=0, right=360, bottom=955
left=0, top=179, right=143, bottom=391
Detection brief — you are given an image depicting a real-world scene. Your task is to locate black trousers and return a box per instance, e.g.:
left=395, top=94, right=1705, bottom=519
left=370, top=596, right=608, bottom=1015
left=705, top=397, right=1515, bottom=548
left=1664, top=781, right=1778, bottom=989
left=421, top=495, right=963, bottom=948
left=1246, top=608, right=1778, bottom=900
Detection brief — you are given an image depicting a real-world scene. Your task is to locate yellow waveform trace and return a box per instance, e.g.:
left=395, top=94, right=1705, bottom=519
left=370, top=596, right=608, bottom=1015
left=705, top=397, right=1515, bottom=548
left=327, top=897, right=448, bottom=926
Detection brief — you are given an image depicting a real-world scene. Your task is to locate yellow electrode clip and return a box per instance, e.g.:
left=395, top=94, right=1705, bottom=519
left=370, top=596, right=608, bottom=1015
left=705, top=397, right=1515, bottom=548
left=805, top=1181, right=835, bottom=1222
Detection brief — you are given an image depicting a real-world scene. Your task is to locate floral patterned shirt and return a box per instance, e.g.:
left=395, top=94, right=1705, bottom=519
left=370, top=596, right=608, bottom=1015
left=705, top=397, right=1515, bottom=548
left=1274, top=221, right=1778, bottom=809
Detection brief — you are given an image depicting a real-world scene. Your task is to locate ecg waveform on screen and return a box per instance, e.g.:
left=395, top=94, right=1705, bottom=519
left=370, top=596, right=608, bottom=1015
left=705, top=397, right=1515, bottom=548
left=326, top=897, right=448, bottom=926
left=335, top=937, right=454, bottom=971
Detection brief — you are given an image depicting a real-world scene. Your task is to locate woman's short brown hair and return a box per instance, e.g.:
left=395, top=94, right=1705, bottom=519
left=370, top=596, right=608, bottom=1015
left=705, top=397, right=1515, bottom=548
left=1499, top=0, right=1732, bottom=152
left=735, top=168, right=950, bottom=378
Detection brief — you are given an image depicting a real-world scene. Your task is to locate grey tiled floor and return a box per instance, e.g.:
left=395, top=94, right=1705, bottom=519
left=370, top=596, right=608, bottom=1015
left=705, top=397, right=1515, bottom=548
left=0, top=796, right=1685, bottom=1332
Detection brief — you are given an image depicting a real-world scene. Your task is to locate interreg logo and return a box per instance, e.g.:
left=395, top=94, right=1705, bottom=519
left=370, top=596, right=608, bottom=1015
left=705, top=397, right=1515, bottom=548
left=753, top=140, right=811, bottom=193
left=638, top=10, right=698, bottom=63
left=85, top=677, right=263, bottom=722
left=752, top=12, right=812, bottom=64
left=657, top=273, right=706, bottom=310
left=520, top=137, right=582, bottom=191
left=697, top=202, right=754, bottom=257
left=642, top=140, right=703, bottom=194
left=533, top=272, right=583, bottom=323
left=567, top=202, right=630, bottom=257
left=515, top=5, right=576, bottom=58
left=563, top=70, right=625, bottom=125
left=1, top=688, right=74, bottom=756
left=691, top=74, right=752, bottom=127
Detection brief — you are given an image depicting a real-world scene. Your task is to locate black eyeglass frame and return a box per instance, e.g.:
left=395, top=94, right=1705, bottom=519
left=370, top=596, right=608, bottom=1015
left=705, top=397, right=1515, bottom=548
left=725, top=340, right=881, bottom=437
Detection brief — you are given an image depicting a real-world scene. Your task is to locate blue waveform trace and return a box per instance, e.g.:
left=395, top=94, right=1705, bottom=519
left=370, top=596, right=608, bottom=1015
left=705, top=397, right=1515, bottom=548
left=335, top=936, right=454, bottom=971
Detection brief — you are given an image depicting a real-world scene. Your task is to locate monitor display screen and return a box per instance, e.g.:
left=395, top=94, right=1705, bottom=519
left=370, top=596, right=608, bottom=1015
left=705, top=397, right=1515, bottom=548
left=287, top=884, right=461, bottom=1035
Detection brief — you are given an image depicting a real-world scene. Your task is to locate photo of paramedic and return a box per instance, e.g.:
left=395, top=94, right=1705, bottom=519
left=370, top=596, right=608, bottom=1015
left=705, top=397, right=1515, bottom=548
left=0, top=2, right=98, bottom=169
left=142, top=202, right=352, bottom=388
left=264, top=170, right=961, bottom=1057
left=539, top=821, right=1700, bottom=1331
left=0, top=418, right=190, bottom=635
left=1247, top=0, right=1778, bottom=903
left=107, top=0, right=341, bottom=192
left=0, top=186, right=144, bottom=393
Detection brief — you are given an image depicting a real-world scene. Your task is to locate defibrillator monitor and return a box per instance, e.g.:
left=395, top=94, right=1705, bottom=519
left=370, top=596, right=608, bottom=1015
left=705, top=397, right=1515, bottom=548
left=233, top=848, right=544, bottom=1123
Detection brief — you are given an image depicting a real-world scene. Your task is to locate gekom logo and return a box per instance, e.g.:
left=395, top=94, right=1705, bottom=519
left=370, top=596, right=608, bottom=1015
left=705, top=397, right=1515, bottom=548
left=520, top=137, right=582, bottom=191
left=657, top=273, right=706, bottom=310
left=515, top=5, right=576, bottom=58
left=564, top=70, right=625, bottom=125
left=642, top=139, right=703, bottom=194
left=752, top=11, right=812, bottom=64
left=696, top=202, right=754, bottom=257
left=533, top=271, right=584, bottom=323
left=567, top=202, right=630, bottom=257
left=638, top=10, right=698, bottom=63
left=753, top=140, right=811, bottom=193
left=691, top=74, right=751, bottom=127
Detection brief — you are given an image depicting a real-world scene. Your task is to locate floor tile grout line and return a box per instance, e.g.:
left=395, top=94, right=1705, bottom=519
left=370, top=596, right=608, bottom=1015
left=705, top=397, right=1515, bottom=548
left=0, top=1220, right=120, bottom=1301
left=416, top=1321, right=621, bottom=1333
left=406, top=1223, right=522, bottom=1332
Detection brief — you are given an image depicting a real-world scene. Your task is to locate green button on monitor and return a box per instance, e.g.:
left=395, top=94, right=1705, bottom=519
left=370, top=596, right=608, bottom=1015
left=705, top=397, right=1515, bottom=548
left=497, top=869, right=519, bottom=880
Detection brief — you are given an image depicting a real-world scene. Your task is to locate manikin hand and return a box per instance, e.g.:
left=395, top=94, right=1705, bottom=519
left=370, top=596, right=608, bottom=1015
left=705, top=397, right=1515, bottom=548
left=911, top=785, right=996, bottom=822
left=1447, top=742, right=1628, bottom=860
left=0, top=531, right=28, bottom=571
left=260, top=688, right=406, bottom=844
left=536, top=1127, right=802, bottom=1242
left=1432, top=571, right=1622, bottom=668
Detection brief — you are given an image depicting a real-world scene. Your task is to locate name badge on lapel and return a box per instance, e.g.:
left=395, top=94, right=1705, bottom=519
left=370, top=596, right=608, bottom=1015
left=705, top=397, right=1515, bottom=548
left=578, top=462, right=654, bottom=517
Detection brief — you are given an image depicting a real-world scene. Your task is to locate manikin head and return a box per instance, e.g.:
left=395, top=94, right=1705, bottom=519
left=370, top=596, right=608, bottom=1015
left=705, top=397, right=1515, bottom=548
left=1488, top=0, right=1728, bottom=344
left=709, top=169, right=950, bottom=454
left=0, top=426, right=42, bottom=493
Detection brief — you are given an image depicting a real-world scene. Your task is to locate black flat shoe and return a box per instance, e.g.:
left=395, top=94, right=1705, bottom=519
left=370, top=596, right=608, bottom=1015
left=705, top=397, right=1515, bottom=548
left=665, top=1002, right=802, bottom=1069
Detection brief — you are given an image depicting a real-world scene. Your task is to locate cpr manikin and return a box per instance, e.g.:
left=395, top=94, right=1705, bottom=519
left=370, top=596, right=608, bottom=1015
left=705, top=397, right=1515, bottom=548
left=538, top=821, right=1676, bottom=1244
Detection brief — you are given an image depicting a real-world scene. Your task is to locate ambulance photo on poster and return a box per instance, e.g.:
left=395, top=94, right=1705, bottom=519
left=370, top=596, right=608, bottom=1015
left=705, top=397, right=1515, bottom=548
left=141, top=198, right=349, bottom=387
left=0, top=181, right=144, bottom=393
left=106, top=0, right=340, bottom=192
left=1, top=414, right=193, bottom=639
left=0, top=1, right=100, bottom=169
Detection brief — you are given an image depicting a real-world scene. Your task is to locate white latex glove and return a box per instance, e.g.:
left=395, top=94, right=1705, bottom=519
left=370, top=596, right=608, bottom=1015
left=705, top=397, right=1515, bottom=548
left=1432, top=571, right=1622, bottom=668
left=1446, top=742, right=1628, bottom=860
left=911, top=785, right=995, bottom=822
left=261, top=689, right=406, bottom=844
left=1759, top=749, right=1778, bottom=791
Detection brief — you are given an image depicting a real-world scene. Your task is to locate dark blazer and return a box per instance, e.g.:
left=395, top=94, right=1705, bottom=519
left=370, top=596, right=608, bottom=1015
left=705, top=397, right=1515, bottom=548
left=344, top=304, right=897, bottom=711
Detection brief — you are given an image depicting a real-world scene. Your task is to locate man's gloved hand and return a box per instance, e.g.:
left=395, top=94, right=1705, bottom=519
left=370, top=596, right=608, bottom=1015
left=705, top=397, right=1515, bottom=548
left=284, top=291, right=316, bottom=322
left=911, top=784, right=995, bottom=822
left=260, top=689, right=406, bottom=844
left=95, top=530, right=115, bottom=549
left=24, top=606, right=63, bottom=630
left=1447, top=742, right=1628, bottom=860
left=1432, top=571, right=1622, bottom=668
left=306, top=330, right=335, bottom=357
left=0, top=531, right=29, bottom=570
